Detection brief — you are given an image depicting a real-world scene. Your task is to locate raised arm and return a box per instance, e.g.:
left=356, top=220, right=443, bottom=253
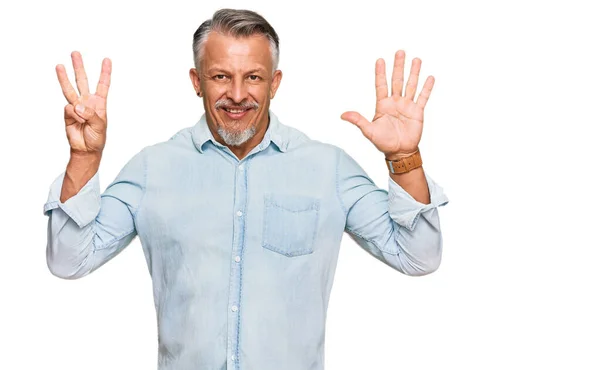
left=56, top=51, right=112, bottom=201
left=44, top=51, right=144, bottom=279
left=339, top=50, right=448, bottom=275
left=341, top=50, right=435, bottom=204
left=337, top=148, right=447, bottom=276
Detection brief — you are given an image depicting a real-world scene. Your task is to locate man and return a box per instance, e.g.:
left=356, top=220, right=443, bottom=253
left=44, top=8, right=448, bottom=370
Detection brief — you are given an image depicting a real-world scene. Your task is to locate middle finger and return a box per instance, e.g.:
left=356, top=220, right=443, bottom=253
left=391, top=50, right=405, bottom=97
left=71, top=51, right=90, bottom=96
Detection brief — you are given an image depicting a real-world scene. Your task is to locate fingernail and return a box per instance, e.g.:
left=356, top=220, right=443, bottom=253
left=75, top=104, right=85, bottom=115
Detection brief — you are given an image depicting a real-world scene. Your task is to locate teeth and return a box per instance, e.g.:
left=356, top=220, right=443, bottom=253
left=226, top=108, right=245, bottom=113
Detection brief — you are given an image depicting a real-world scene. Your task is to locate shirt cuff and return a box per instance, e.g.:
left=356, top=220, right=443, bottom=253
left=43, top=171, right=101, bottom=228
left=388, top=172, right=449, bottom=231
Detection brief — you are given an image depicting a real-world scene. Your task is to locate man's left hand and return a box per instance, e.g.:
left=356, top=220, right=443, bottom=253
left=341, top=50, right=434, bottom=160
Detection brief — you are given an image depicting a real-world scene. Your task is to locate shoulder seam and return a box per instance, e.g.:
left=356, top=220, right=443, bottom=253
left=335, top=147, right=348, bottom=216
left=133, top=148, right=148, bottom=221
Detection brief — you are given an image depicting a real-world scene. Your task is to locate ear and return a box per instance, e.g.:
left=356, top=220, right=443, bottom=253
left=189, top=68, right=202, bottom=97
left=269, top=70, right=283, bottom=99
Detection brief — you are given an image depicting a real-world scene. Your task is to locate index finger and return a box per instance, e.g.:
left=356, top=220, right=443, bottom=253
left=55, top=64, right=79, bottom=104
left=375, top=58, right=388, bottom=101
left=95, top=58, right=112, bottom=99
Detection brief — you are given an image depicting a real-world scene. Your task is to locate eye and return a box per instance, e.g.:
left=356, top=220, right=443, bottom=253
left=213, top=74, right=228, bottom=80
left=248, top=75, right=261, bottom=81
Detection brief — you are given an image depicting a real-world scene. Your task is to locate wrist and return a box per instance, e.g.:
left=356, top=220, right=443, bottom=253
left=385, top=148, right=422, bottom=174
left=61, top=158, right=100, bottom=203
left=66, top=152, right=101, bottom=181
left=70, top=148, right=103, bottom=160
left=384, top=147, right=419, bottom=162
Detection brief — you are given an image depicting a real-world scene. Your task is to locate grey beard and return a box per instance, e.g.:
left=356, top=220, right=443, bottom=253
left=217, top=126, right=257, bottom=146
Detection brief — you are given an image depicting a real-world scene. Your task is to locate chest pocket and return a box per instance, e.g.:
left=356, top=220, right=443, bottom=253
left=262, top=193, right=320, bottom=257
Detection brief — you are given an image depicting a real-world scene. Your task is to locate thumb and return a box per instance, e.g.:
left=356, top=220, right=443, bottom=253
left=340, top=111, right=370, bottom=132
left=75, top=104, right=105, bottom=130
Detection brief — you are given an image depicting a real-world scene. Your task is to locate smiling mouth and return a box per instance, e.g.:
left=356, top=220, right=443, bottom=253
left=222, top=107, right=251, bottom=114
left=220, top=107, right=253, bottom=119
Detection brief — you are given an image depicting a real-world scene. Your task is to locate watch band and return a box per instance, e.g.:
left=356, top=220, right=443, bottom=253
left=386, top=149, right=422, bottom=174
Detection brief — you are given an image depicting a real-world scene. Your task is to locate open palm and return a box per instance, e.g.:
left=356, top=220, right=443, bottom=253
left=341, top=50, right=434, bottom=158
left=56, top=51, right=112, bottom=154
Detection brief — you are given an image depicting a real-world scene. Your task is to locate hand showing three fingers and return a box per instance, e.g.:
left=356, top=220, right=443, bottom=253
left=341, top=50, right=434, bottom=160
left=56, top=51, right=112, bottom=155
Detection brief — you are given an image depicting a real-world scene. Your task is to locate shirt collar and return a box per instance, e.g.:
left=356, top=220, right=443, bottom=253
left=191, top=109, right=288, bottom=154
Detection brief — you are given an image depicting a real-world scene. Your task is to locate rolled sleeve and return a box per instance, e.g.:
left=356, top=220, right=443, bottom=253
left=43, top=171, right=101, bottom=228
left=43, top=149, right=146, bottom=279
left=388, top=172, right=449, bottom=232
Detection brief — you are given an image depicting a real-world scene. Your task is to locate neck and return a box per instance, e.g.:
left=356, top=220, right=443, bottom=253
left=208, top=116, right=270, bottom=160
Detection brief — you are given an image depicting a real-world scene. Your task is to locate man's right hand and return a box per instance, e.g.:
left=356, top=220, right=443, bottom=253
left=56, top=51, right=112, bottom=203
left=56, top=51, right=112, bottom=155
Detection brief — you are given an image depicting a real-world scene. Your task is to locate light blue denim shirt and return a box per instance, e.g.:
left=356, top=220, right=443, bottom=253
left=43, top=110, right=448, bottom=370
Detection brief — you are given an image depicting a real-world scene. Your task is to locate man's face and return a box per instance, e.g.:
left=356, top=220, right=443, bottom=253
left=191, top=31, right=282, bottom=147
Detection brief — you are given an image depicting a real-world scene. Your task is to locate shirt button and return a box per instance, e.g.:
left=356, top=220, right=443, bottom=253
left=236, top=210, right=243, bottom=217
left=234, top=256, right=241, bottom=263
left=231, top=355, right=237, bottom=361
left=238, top=166, right=244, bottom=171
left=231, top=305, right=238, bottom=312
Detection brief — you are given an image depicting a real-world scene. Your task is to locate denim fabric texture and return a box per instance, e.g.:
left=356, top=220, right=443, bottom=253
left=43, top=110, right=448, bottom=370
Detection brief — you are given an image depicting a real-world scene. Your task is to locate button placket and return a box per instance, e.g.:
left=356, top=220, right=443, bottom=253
left=226, top=159, right=249, bottom=370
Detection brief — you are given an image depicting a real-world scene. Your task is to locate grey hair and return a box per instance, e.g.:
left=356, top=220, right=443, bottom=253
left=193, top=9, right=280, bottom=74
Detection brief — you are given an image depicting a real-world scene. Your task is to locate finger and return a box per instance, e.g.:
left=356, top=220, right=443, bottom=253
left=404, top=58, right=422, bottom=101
left=416, top=75, right=435, bottom=109
left=340, top=111, right=371, bottom=133
left=391, top=50, right=405, bottom=97
left=65, top=104, right=85, bottom=125
left=95, top=58, right=112, bottom=99
left=75, top=104, right=105, bottom=132
left=375, top=58, right=388, bottom=101
left=56, top=64, right=79, bottom=104
left=71, top=51, right=90, bottom=96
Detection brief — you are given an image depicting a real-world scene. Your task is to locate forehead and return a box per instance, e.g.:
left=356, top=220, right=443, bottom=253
left=202, top=31, right=272, bottom=72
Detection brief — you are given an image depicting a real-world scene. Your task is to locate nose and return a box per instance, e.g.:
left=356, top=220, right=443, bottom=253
left=227, top=78, right=248, bottom=104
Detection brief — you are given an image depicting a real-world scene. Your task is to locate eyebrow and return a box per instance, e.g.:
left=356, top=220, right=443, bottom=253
left=206, top=67, right=267, bottom=75
left=245, top=68, right=267, bottom=75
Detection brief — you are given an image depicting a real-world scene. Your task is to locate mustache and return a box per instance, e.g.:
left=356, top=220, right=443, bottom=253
left=214, top=99, right=259, bottom=110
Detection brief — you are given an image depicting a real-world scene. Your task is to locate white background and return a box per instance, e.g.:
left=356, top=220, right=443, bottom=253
left=1, top=0, right=599, bottom=369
